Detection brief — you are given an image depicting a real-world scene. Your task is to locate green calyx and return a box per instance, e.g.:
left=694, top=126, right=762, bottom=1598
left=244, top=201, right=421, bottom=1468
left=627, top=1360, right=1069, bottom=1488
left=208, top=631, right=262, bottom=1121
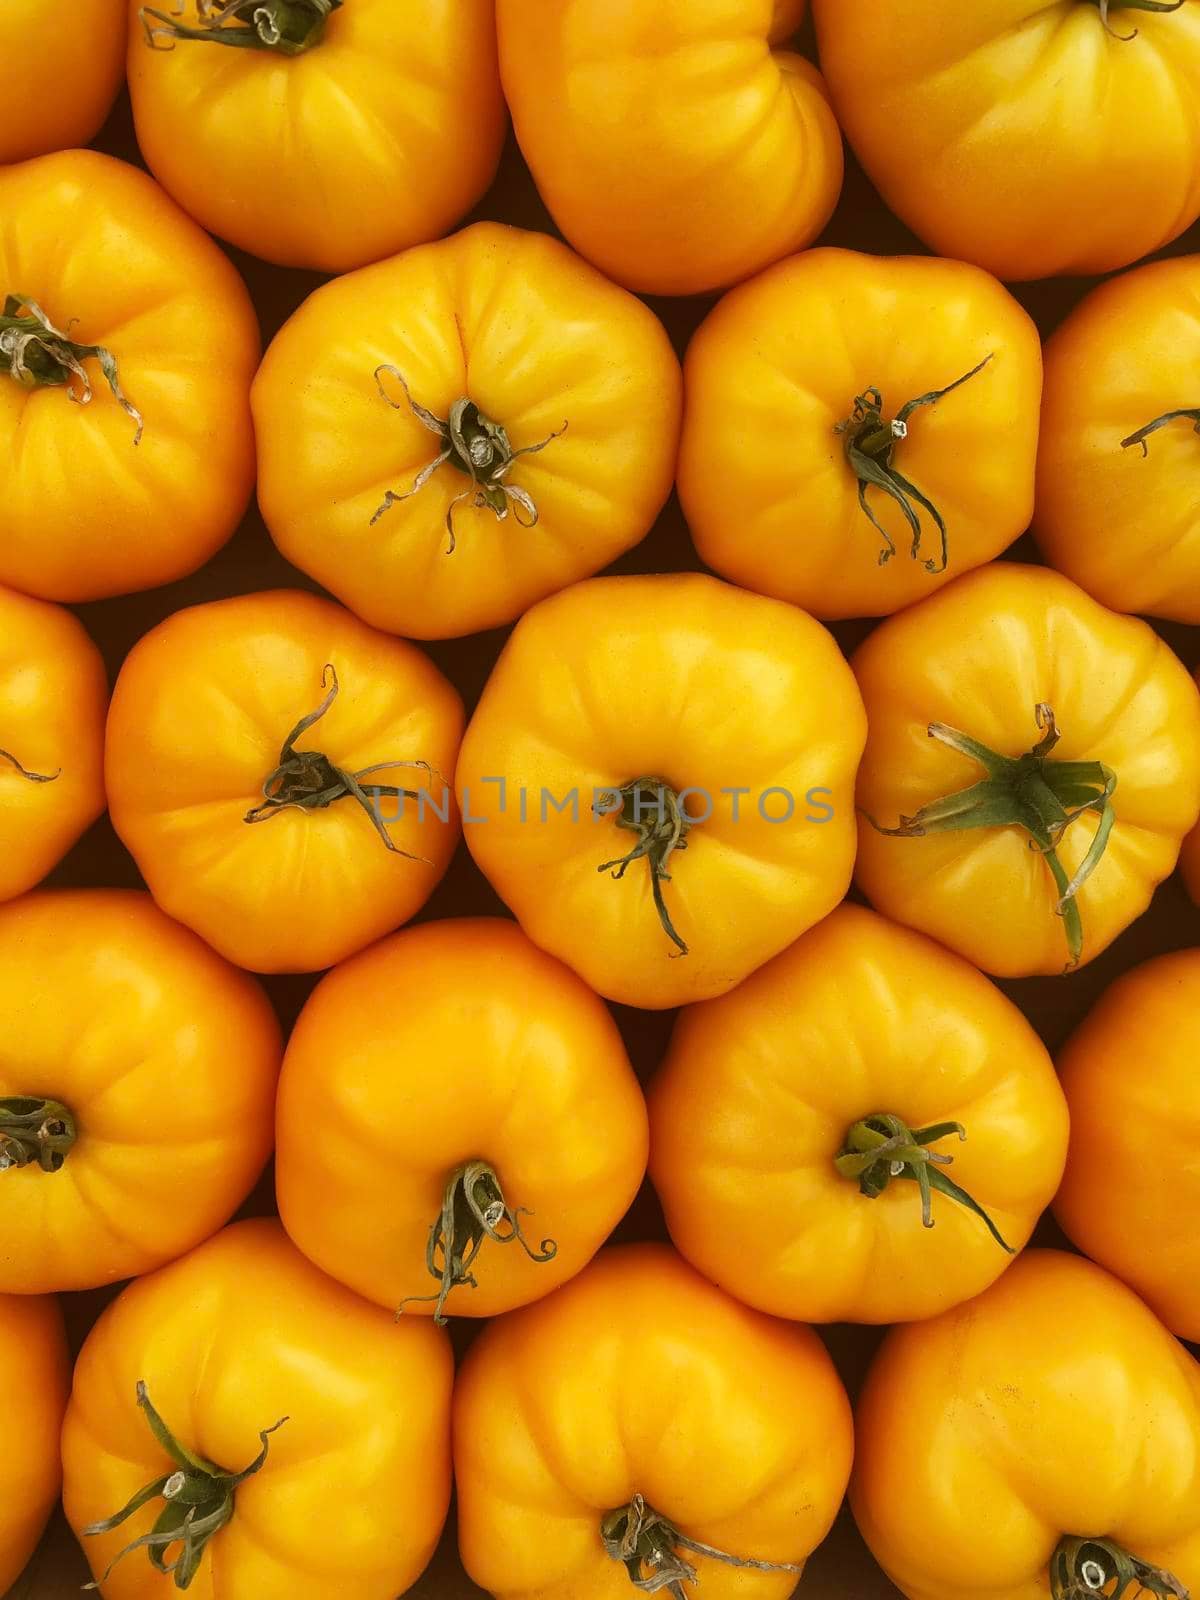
left=371, top=366, right=567, bottom=554
left=1, top=295, right=142, bottom=442
left=1122, top=408, right=1200, bottom=456
left=600, top=1495, right=802, bottom=1600
left=597, top=779, right=693, bottom=957
left=835, top=1113, right=1013, bottom=1253
left=0, top=1098, right=77, bottom=1173
left=398, top=1161, right=557, bottom=1326
left=82, top=1382, right=287, bottom=1592
left=1050, top=1536, right=1189, bottom=1600
left=835, top=355, right=992, bottom=575
left=141, top=0, right=339, bottom=54
left=1089, top=0, right=1185, bottom=41
left=863, top=703, right=1117, bottom=971
left=244, top=663, right=435, bottom=859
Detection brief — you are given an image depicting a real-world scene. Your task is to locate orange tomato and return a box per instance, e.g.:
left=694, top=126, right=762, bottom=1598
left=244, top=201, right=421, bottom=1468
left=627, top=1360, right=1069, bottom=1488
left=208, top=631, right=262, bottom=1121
left=0, top=890, right=280, bottom=1293
left=1055, top=948, right=1200, bottom=1342
left=63, top=1219, right=453, bottom=1600
left=853, top=1250, right=1200, bottom=1600
left=254, top=223, right=682, bottom=640
left=454, top=1244, right=853, bottom=1600
left=0, top=0, right=125, bottom=162
left=0, top=584, right=106, bottom=901
left=0, top=150, right=259, bottom=603
left=680, top=248, right=1042, bottom=619
left=126, top=0, right=504, bottom=271
left=496, top=0, right=843, bottom=296
left=854, top=564, right=1200, bottom=976
left=1037, top=254, right=1200, bottom=623
left=455, top=573, right=867, bottom=1009
left=105, top=590, right=463, bottom=973
left=649, top=905, right=1068, bottom=1325
left=813, top=2, right=1200, bottom=281
left=0, top=1292, right=69, bottom=1597
left=277, top=918, right=647, bottom=1320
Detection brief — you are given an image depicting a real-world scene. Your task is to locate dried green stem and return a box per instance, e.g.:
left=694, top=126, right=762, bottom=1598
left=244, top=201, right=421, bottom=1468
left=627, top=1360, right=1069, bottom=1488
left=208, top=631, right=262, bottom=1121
left=370, top=366, right=567, bottom=553
left=0, top=1098, right=77, bottom=1173
left=1, top=295, right=142, bottom=442
left=601, top=1495, right=802, bottom=1600
left=0, top=748, right=60, bottom=783
left=1121, top=408, right=1200, bottom=456
left=141, top=0, right=339, bottom=53
left=1050, top=1536, right=1189, bottom=1600
left=1089, top=0, right=1185, bottom=40
left=597, top=779, right=693, bottom=956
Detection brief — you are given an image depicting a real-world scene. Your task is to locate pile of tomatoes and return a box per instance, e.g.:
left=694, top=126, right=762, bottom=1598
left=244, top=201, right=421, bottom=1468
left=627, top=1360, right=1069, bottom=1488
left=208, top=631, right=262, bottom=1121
left=3, top=2, right=1200, bottom=1598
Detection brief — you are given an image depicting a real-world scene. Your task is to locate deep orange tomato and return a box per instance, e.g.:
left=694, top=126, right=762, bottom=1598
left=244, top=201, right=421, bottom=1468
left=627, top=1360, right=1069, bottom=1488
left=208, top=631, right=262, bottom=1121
left=0, top=0, right=125, bottom=162
left=454, top=1244, right=853, bottom=1600
left=0, top=584, right=106, bottom=902
left=496, top=0, right=843, bottom=296
left=0, top=1292, right=68, bottom=1597
left=254, top=223, right=682, bottom=639
left=63, top=1219, right=453, bottom=1600
left=105, top=590, right=463, bottom=973
left=0, top=150, right=259, bottom=602
left=813, top=2, right=1200, bottom=281
left=0, top=890, right=281, bottom=1293
left=277, top=918, right=647, bottom=1320
left=127, top=0, right=505, bottom=271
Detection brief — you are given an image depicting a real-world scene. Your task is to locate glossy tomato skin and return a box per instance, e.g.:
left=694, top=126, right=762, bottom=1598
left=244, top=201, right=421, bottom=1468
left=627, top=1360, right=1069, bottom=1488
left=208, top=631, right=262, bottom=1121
left=105, top=590, right=463, bottom=974
left=649, top=905, right=1067, bottom=1324
left=680, top=249, right=1042, bottom=619
left=456, top=573, right=867, bottom=1010
left=813, top=3, right=1200, bottom=281
left=1036, top=255, right=1200, bottom=623
left=277, top=918, right=648, bottom=1318
left=254, top=223, right=683, bottom=640
left=0, top=585, right=106, bottom=901
left=0, top=1293, right=69, bottom=1597
left=0, top=0, right=125, bottom=161
left=0, top=151, right=259, bottom=603
left=496, top=0, right=843, bottom=296
left=63, top=1219, right=453, bottom=1600
left=455, top=1244, right=853, bottom=1600
left=1054, top=949, right=1200, bottom=1341
left=0, top=890, right=281, bottom=1293
left=127, top=0, right=504, bottom=271
left=852, top=1250, right=1200, bottom=1600
left=854, top=564, right=1200, bottom=976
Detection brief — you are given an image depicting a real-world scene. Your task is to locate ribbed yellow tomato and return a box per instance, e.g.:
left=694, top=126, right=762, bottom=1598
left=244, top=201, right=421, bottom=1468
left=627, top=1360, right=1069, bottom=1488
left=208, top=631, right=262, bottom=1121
left=0, top=150, right=259, bottom=602
left=496, top=0, right=843, bottom=296
left=650, top=905, right=1068, bottom=1324
left=456, top=573, right=867, bottom=1009
left=254, top=223, right=682, bottom=640
left=680, top=248, right=1042, bottom=619
left=455, top=1244, right=853, bottom=1600
left=127, top=0, right=504, bottom=271
left=277, top=918, right=647, bottom=1320
left=0, top=584, right=106, bottom=902
left=0, top=890, right=280, bottom=1293
left=0, top=0, right=125, bottom=162
left=853, top=1250, right=1200, bottom=1600
left=0, top=1292, right=68, bottom=1597
left=854, top=564, right=1200, bottom=976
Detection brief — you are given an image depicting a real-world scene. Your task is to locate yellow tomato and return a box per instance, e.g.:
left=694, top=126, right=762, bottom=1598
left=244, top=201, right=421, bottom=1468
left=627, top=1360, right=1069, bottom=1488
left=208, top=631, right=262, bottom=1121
left=0, top=584, right=106, bottom=902
left=455, top=1244, right=853, bottom=1600
left=0, top=890, right=280, bottom=1293
left=496, top=0, right=843, bottom=296
left=63, top=1219, right=452, bottom=1600
left=455, top=573, right=867, bottom=1009
left=1036, top=254, right=1200, bottom=623
left=649, top=904, right=1068, bottom=1324
left=105, top=590, right=463, bottom=973
left=0, top=1292, right=68, bottom=1597
left=254, top=223, right=682, bottom=640
left=854, top=564, right=1200, bottom=976
left=0, top=150, right=259, bottom=602
left=1185, top=819, right=1200, bottom=902
left=813, top=2, right=1200, bottom=281
left=127, top=0, right=504, bottom=271
left=0, top=0, right=125, bottom=162
left=853, top=1250, right=1200, bottom=1600
left=277, top=918, right=648, bottom=1320
left=680, top=249, right=1042, bottom=619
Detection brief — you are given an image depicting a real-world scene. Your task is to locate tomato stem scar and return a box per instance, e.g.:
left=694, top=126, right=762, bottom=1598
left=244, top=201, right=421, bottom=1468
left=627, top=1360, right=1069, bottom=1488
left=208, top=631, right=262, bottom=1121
left=0, top=748, right=60, bottom=783
left=1050, top=1535, right=1189, bottom=1600
left=140, top=0, right=340, bottom=55
left=0, top=294, right=142, bottom=442
left=597, top=779, right=693, bottom=956
left=0, top=1097, right=77, bottom=1173
left=601, top=1494, right=803, bottom=1600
